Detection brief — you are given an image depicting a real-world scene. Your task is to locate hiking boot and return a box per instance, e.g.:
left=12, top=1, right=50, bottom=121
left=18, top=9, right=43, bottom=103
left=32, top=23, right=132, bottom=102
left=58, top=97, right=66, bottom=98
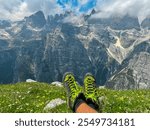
left=83, top=73, right=99, bottom=111
left=63, top=72, right=83, bottom=111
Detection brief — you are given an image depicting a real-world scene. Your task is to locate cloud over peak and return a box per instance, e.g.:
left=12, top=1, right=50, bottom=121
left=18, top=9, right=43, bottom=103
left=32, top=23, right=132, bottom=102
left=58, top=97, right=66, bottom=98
left=0, top=0, right=149, bottom=21
left=0, top=0, right=62, bottom=21
left=95, top=0, right=150, bottom=21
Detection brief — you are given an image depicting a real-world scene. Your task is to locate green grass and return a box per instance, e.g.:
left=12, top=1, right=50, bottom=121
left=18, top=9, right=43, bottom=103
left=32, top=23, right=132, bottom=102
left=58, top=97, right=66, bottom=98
left=0, top=82, right=150, bottom=113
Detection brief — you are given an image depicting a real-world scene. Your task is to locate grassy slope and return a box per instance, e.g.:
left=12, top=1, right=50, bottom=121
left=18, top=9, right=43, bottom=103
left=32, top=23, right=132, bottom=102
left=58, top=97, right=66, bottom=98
left=0, top=82, right=150, bottom=113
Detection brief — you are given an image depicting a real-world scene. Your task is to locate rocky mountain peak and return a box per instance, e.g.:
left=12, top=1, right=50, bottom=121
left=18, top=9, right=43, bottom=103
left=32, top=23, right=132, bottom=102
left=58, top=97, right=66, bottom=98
left=141, top=17, right=150, bottom=29
left=0, top=20, right=11, bottom=29
left=0, top=11, right=150, bottom=90
left=25, top=11, right=46, bottom=28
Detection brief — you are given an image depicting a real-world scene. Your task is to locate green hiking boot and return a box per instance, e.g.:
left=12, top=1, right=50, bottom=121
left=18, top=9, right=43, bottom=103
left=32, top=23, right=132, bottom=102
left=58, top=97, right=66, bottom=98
left=63, top=72, right=83, bottom=111
left=84, top=73, right=99, bottom=111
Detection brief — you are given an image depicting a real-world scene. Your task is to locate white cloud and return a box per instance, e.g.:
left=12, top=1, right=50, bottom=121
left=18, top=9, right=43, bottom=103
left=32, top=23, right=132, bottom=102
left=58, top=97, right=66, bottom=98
left=63, top=14, right=85, bottom=26
left=0, top=0, right=62, bottom=21
left=0, top=0, right=22, bottom=20
left=95, top=0, right=150, bottom=21
left=80, top=0, right=89, bottom=5
left=9, top=2, right=31, bottom=21
left=0, top=0, right=150, bottom=21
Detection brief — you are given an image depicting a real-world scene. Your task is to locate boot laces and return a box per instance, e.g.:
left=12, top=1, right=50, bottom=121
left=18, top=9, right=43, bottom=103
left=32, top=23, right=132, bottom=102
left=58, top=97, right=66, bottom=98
left=67, top=76, right=76, bottom=96
left=86, top=77, right=95, bottom=95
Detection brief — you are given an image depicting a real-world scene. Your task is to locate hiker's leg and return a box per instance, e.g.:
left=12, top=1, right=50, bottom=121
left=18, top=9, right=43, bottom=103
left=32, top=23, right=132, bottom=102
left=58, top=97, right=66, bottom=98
left=75, top=102, right=98, bottom=113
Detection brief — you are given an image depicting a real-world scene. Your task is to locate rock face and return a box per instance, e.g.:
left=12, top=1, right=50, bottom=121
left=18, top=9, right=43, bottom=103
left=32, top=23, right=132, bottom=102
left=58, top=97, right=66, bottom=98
left=25, top=11, right=46, bottom=28
left=0, top=20, right=11, bottom=28
left=0, top=11, right=150, bottom=89
left=0, top=49, right=16, bottom=83
left=107, top=52, right=150, bottom=89
left=107, top=42, right=150, bottom=89
left=88, top=15, right=140, bottom=30
left=141, top=17, right=150, bottom=29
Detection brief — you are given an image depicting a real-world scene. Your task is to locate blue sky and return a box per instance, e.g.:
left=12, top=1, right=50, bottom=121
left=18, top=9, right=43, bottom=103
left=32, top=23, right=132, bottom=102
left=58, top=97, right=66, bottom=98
left=57, top=0, right=97, bottom=12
